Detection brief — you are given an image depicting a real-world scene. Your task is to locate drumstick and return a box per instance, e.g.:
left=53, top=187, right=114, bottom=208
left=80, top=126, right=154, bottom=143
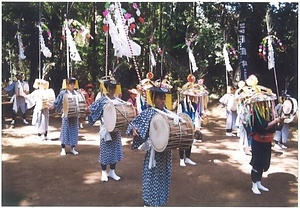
left=115, top=107, right=144, bottom=140
left=115, top=106, right=132, bottom=123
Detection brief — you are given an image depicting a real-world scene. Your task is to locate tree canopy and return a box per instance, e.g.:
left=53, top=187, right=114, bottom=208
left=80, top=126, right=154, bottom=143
left=1, top=2, right=298, bottom=100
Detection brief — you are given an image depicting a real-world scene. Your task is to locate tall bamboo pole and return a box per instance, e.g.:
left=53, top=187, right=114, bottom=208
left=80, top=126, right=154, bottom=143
left=38, top=2, right=42, bottom=79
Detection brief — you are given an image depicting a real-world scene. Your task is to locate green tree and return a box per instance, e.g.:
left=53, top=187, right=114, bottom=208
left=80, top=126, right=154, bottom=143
left=2, top=2, right=298, bottom=99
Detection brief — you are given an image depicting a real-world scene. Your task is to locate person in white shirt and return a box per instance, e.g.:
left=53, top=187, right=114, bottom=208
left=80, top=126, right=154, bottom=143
left=219, top=86, right=238, bottom=136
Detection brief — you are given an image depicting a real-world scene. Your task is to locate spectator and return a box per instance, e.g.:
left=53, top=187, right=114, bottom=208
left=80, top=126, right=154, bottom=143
left=219, top=86, right=238, bottom=136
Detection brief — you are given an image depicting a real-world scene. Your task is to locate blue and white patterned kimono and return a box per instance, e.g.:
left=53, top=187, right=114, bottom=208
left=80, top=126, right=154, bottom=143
left=88, top=95, right=123, bottom=166
left=126, top=107, right=172, bottom=207
left=53, top=89, right=79, bottom=147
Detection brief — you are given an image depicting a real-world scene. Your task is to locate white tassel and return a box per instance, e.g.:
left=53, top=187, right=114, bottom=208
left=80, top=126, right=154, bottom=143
left=38, top=25, right=52, bottom=58
left=148, top=147, right=156, bottom=169
left=105, top=2, right=141, bottom=58
left=65, top=27, right=82, bottom=62
left=223, top=44, right=233, bottom=72
left=267, top=35, right=275, bottom=70
left=17, top=33, right=26, bottom=60
left=149, top=47, right=156, bottom=67
left=266, top=10, right=273, bottom=34
left=188, top=47, right=198, bottom=72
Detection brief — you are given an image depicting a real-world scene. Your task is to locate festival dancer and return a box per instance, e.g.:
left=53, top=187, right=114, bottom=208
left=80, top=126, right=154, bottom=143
left=235, top=81, right=252, bottom=155
left=88, top=78, right=123, bottom=182
left=236, top=75, right=285, bottom=195
left=177, top=94, right=197, bottom=166
left=27, top=79, right=54, bottom=141
left=4, top=72, right=30, bottom=125
left=53, top=77, right=81, bottom=156
left=126, top=85, right=173, bottom=207
left=249, top=102, right=284, bottom=194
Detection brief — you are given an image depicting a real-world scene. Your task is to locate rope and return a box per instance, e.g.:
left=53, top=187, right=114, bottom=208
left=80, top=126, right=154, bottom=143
left=116, top=2, right=147, bottom=100
left=105, top=32, right=109, bottom=76
left=273, top=67, right=280, bottom=102
left=116, top=2, right=141, bottom=82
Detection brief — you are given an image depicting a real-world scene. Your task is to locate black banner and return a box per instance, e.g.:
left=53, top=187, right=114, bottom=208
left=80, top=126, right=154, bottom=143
left=238, top=22, right=248, bottom=80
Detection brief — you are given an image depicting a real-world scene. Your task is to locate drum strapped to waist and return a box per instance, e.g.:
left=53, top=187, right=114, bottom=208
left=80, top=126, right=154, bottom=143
left=63, top=92, right=86, bottom=118
left=103, top=101, right=136, bottom=132
left=149, top=112, right=194, bottom=152
left=40, top=88, right=56, bottom=109
left=281, top=97, right=298, bottom=123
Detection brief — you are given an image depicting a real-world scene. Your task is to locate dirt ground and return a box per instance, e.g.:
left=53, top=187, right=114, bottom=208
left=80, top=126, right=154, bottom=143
left=1, top=102, right=298, bottom=207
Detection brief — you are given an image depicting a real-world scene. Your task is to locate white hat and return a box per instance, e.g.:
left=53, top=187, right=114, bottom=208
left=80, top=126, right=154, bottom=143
left=282, top=97, right=298, bottom=123
left=128, top=88, right=139, bottom=95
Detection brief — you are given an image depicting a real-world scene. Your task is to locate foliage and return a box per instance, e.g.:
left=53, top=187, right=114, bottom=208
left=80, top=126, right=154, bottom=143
left=1, top=2, right=298, bottom=99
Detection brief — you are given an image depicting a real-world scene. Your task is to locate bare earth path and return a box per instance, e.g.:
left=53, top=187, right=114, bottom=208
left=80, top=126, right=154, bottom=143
left=1, top=104, right=298, bottom=207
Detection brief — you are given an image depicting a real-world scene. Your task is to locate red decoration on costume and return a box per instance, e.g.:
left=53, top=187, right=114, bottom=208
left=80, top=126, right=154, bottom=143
left=146, top=72, right=154, bottom=80
left=187, top=74, right=195, bottom=83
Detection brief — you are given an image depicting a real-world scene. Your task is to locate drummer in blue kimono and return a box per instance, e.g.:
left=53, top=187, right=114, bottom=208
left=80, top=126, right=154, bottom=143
left=126, top=85, right=173, bottom=207
left=53, top=77, right=81, bottom=156
left=177, top=94, right=198, bottom=166
left=3, top=72, right=30, bottom=125
left=88, top=79, right=123, bottom=182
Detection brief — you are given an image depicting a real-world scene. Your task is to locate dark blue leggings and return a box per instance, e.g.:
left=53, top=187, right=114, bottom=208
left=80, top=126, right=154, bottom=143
left=101, top=163, right=116, bottom=170
left=179, top=146, right=191, bottom=159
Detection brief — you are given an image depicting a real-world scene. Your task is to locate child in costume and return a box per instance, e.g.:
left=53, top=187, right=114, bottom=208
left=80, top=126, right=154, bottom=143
left=88, top=79, right=123, bottom=182
left=53, top=77, right=81, bottom=156
left=126, top=85, right=173, bottom=206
